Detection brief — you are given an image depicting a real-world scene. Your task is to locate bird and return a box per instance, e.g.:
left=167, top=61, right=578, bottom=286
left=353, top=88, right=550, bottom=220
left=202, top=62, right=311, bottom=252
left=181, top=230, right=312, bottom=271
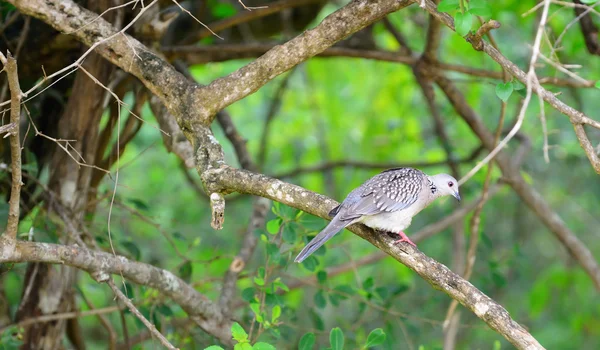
left=294, top=167, right=461, bottom=263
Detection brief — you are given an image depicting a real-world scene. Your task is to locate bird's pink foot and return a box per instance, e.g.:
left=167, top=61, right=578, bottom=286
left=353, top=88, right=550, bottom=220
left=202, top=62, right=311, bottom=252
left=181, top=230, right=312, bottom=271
left=393, top=231, right=417, bottom=247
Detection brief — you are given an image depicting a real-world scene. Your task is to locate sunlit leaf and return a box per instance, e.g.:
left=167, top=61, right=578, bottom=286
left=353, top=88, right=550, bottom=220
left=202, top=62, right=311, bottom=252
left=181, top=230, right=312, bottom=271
left=437, top=0, right=460, bottom=12
left=253, top=342, right=276, bottom=350
left=266, top=219, right=281, bottom=235
left=468, top=0, right=491, bottom=16
left=231, top=322, right=248, bottom=343
left=271, top=305, right=281, bottom=323
left=454, top=12, right=473, bottom=36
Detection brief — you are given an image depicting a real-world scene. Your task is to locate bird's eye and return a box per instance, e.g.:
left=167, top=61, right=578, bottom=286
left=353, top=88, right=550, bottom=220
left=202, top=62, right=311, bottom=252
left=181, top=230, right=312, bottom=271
left=448, top=182, right=454, bottom=187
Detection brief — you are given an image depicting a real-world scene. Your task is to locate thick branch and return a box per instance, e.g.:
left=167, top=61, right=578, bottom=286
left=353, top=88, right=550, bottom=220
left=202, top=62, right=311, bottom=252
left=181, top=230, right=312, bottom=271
left=8, top=0, right=411, bottom=130
left=203, top=166, right=543, bottom=350
left=0, top=239, right=232, bottom=345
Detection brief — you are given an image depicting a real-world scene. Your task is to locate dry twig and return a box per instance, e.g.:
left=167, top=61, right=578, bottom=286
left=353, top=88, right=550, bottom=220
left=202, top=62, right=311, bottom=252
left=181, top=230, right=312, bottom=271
left=0, top=51, right=23, bottom=240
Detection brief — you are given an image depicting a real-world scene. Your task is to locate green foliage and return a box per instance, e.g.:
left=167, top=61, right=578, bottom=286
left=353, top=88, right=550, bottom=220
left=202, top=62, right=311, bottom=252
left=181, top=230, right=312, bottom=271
left=0, top=327, right=23, bottom=350
left=454, top=11, right=473, bottom=37
left=298, top=333, right=316, bottom=350
left=329, top=328, right=345, bottom=350
left=364, top=328, right=386, bottom=348
left=24, top=1, right=599, bottom=348
left=495, top=82, right=514, bottom=102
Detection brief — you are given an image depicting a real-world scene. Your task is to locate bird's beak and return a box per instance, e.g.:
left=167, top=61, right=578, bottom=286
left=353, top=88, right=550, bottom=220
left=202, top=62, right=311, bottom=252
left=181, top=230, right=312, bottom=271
left=453, top=191, right=461, bottom=202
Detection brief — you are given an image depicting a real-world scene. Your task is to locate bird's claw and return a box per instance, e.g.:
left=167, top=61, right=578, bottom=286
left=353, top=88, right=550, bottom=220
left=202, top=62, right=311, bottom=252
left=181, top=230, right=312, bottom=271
left=393, top=232, right=417, bottom=247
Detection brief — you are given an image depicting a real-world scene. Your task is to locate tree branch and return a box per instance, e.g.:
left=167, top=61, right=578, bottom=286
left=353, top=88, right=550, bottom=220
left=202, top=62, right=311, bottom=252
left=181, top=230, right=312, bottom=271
left=272, top=146, right=483, bottom=178
left=434, top=73, right=600, bottom=291
left=202, top=165, right=544, bottom=349
left=100, top=277, right=177, bottom=350
left=0, top=51, right=22, bottom=240
left=416, top=0, right=600, bottom=174
left=0, top=238, right=233, bottom=345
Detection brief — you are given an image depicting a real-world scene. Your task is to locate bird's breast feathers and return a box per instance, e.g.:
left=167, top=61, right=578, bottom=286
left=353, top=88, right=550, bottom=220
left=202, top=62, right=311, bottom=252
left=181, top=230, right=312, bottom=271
left=358, top=201, right=426, bottom=232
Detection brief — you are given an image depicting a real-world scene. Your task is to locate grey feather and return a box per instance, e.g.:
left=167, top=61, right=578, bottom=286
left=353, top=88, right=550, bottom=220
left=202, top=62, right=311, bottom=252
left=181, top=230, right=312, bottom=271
left=294, top=168, right=427, bottom=263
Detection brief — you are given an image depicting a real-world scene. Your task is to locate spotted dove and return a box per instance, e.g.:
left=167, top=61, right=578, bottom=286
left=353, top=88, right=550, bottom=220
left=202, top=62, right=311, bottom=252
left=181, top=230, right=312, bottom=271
left=294, top=167, right=461, bottom=263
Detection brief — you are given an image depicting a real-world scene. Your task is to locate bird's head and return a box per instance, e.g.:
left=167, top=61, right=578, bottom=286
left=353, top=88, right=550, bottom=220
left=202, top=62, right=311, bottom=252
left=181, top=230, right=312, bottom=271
left=430, top=174, right=461, bottom=201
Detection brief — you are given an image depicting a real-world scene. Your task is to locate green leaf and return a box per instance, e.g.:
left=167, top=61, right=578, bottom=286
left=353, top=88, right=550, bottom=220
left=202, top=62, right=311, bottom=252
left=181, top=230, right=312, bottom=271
left=513, top=80, right=525, bottom=90
left=314, top=290, right=327, bottom=309
left=282, top=225, right=297, bottom=243
left=329, top=327, right=344, bottom=350
left=127, top=198, right=149, bottom=211
left=580, top=0, right=598, bottom=4
left=271, top=305, right=281, bottom=323
left=156, top=304, right=173, bottom=317
left=493, top=340, right=502, bottom=350
left=234, top=343, right=253, bottom=350
left=298, top=332, right=316, bottom=350
left=254, top=277, right=265, bottom=286
left=333, top=284, right=355, bottom=300
left=317, top=270, right=327, bottom=284
left=231, top=322, right=249, bottom=343
left=454, top=12, right=473, bottom=36
left=120, top=241, right=141, bottom=260
left=204, top=346, right=225, bottom=350
left=365, top=328, right=386, bottom=348
left=211, top=3, right=237, bottom=18
left=266, top=243, right=281, bottom=261
left=266, top=219, right=281, bottom=235
left=362, top=277, right=374, bottom=291
left=495, top=82, right=513, bottom=102
left=272, top=277, right=289, bottom=292
left=242, top=287, right=256, bottom=302
left=301, top=256, right=319, bottom=271
left=437, top=0, right=460, bottom=12
left=595, top=81, right=600, bottom=89
left=253, top=343, right=276, bottom=350
left=468, top=0, right=491, bottom=17
left=179, top=261, right=193, bottom=283
left=250, top=303, right=264, bottom=323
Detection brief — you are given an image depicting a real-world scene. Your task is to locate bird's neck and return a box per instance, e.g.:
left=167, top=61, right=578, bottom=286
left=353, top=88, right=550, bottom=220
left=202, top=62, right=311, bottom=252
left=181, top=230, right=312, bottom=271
left=426, top=177, right=442, bottom=202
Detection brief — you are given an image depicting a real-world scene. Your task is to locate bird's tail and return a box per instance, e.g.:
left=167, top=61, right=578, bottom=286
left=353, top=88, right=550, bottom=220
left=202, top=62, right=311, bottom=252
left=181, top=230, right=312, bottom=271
left=294, top=216, right=349, bottom=263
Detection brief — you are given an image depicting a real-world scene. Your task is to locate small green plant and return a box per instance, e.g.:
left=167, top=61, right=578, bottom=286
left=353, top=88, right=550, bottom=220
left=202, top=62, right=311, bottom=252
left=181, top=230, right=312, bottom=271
left=437, top=0, right=492, bottom=36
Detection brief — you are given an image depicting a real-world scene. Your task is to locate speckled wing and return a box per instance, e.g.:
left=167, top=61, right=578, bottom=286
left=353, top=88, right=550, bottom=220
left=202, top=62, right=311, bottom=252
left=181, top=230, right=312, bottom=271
left=335, top=168, right=425, bottom=221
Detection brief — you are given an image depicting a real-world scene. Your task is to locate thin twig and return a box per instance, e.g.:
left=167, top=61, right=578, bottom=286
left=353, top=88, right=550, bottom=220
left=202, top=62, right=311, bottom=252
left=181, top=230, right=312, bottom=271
left=0, top=306, right=122, bottom=334
left=104, top=277, right=178, bottom=350
left=458, top=0, right=551, bottom=185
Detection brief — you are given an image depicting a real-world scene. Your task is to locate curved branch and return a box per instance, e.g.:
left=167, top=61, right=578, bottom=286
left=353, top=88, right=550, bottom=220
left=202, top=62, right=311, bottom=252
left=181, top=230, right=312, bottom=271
left=0, top=239, right=232, bottom=345
left=202, top=165, right=544, bottom=350
left=7, top=0, right=412, bottom=130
